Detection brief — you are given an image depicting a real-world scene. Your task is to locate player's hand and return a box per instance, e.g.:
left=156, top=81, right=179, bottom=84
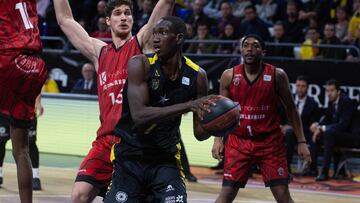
left=297, top=143, right=311, bottom=168
left=35, top=99, right=44, bottom=117
left=211, top=137, right=224, bottom=161
left=189, top=95, right=218, bottom=119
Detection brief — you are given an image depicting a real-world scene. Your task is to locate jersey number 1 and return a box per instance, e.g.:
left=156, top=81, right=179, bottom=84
left=15, top=2, right=34, bottom=30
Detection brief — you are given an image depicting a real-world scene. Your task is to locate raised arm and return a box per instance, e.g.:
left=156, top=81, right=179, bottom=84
left=127, top=55, right=213, bottom=129
left=137, top=0, right=175, bottom=53
left=276, top=68, right=311, bottom=163
left=53, top=0, right=106, bottom=70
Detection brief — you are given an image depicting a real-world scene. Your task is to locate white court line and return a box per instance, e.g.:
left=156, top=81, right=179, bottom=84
left=198, top=179, right=360, bottom=199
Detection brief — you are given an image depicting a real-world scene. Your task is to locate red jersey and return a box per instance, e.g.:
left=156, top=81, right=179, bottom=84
left=229, top=63, right=281, bottom=137
left=0, top=0, right=41, bottom=54
left=97, top=36, right=142, bottom=138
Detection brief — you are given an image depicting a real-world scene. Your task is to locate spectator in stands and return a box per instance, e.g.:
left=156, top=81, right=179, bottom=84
left=217, top=23, right=238, bottom=54
left=186, top=23, right=218, bottom=54
left=317, top=23, right=347, bottom=60
left=203, top=0, right=222, bottom=19
left=335, top=6, right=349, bottom=41
left=42, top=74, right=60, bottom=93
left=134, top=0, right=156, bottom=33
left=300, top=27, right=321, bottom=60
left=217, top=2, right=241, bottom=37
left=183, top=23, right=195, bottom=52
left=255, top=0, right=278, bottom=24
left=71, top=63, right=97, bottom=95
left=310, top=79, right=357, bottom=181
left=283, top=0, right=306, bottom=43
left=185, top=0, right=213, bottom=30
left=298, top=0, right=317, bottom=22
left=345, top=24, right=360, bottom=62
left=233, top=0, right=252, bottom=20
left=347, top=0, right=360, bottom=41
left=89, top=0, right=106, bottom=33
left=267, top=21, right=294, bottom=57
left=239, top=5, right=271, bottom=41
left=281, top=76, right=319, bottom=174
left=90, top=17, right=112, bottom=39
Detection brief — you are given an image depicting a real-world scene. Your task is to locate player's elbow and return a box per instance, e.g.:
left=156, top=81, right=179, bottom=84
left=194, top=130, right=211, bottom=141
left=131, top=113, right=146, bottom=128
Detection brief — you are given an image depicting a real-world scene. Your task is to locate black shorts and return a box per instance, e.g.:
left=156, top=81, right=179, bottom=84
left=104, top=157, right=187, bottom=203
left=0, top=115, right=37, bottom=143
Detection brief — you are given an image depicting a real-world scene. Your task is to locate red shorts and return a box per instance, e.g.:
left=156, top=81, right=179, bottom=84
left=0, top=52, right=47, bottom=128
left=223, top=131, right=289, bottom=188
left=75, top=135, right=121, bottom=196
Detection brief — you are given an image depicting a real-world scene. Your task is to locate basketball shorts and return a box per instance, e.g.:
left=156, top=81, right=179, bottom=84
left=0, top=52, right=47, bottom=128
left=104, top=145, right=186, bottom=203
left=0, top=115, right=37, bottom=143
left=75, top=135, right=121, bottom=197
left=223, top=131, right=289, bottom=188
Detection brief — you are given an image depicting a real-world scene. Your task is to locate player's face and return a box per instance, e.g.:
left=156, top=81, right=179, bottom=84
left=241, top=37, right=264, bottom=64
left=296, top=80, right=308, bottom=98
left=325, top=84, right=340, bottom=102
left=107, top=4, right=133, bottom=38
left=153, top=21, right=181, bottom=58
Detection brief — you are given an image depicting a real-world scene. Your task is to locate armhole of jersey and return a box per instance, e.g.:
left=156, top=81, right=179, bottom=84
left=135, top=35, right=143, bottom=54
left=98, top=45, right=106, bottom=67
left=274, top=66, right=280, bottom=95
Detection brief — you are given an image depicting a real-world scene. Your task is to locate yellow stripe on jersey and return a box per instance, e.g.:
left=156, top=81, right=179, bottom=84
left=184, top=56, right=199, bottom=72
left=110, top=144, right=115, bottom=162
left=144, top=124, right=157, bottom=134
left=148, top=54, right=158, bottom=65
left=175, top=143, right=186, bottom=180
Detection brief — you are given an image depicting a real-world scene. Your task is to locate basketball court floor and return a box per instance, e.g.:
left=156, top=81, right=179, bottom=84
left=1, top=162, right=359, bottom=203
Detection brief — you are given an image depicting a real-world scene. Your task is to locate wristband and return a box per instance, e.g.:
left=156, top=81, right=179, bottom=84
left=297, top=141, right=307, bottom=144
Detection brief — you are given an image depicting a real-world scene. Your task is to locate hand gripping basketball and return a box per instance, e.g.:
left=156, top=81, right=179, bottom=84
left=200, top=95, right=240, bottom=137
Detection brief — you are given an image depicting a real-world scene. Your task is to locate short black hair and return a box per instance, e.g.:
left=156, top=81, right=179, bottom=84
left=245, top=5, right=256, bottom=12
left=105, top=0, right=133, bottom=17
left=326, top=79, right=340, bottom=90
left=161, top=16, right=187, bottom=36
left=296, top=75, right=309, bottom=85
left=274, top=21, right=284, bottom=27
left=241, top=34, right=265, bottom=50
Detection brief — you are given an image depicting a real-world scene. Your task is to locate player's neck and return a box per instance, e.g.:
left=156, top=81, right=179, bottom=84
left=161, top=52, right=182, bottom=81
left=244, top=61, right=262, bottom=75
left=112, top=34, right=132, bottom=49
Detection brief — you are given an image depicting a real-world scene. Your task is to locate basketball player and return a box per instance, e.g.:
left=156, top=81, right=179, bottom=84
left=0, top=1, right=48, bottom=202
left=212, top=35, right=312, bottom=203
left=104, top=16, right=214, bottom=202
left=53, top=0, right=176, bottom=201
left=0, top=95, right=43, bottom=191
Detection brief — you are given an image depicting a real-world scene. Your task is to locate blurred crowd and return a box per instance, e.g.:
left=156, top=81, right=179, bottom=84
left=37, top=0, right=360, bottom=62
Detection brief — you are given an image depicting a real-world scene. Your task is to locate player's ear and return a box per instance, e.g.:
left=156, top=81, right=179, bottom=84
left=262, top=50, right=266, bottom=57
left=177, top=33, right=184, bottom=45
left=106, top=16, right=111, bottom=26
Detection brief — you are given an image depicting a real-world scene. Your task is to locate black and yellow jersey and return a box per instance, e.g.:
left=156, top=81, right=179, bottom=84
left=114, top=53, right=200, bottom=159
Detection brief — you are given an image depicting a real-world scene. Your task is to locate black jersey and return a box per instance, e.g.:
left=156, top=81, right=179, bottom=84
left=114, top=54, right=199, bottom=159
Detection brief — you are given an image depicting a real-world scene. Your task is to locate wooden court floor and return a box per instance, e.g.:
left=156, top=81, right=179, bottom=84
left=0, top=164, right=359, bottom=203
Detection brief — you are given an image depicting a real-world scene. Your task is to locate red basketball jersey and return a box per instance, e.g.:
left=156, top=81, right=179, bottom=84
left=0, top=0, right=41, bottom=54
left=97, top=36, right=142, bottom=138
left=229, top=63, right=281, bottom=137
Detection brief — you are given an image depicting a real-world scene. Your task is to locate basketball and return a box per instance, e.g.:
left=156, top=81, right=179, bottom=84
left=200, top=96, right=240, bottom=136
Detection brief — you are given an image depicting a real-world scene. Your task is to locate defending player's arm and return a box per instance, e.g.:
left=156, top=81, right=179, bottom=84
left=192, top=68, right=212, bottom=141
left=127, top=55, right=214, bottom=129
left=137, top=0, right=175, bottom=53
left=211, top=69, right=232, bottom=160
left=53, top=0, right=105, bottom=69
left=276, top=69, right=312, bottom=163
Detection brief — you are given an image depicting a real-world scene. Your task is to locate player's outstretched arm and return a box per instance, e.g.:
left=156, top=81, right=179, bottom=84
left=53, top=0, right=106, bottom=69
left=137, top=0, right=175, bottom=53
left=193, top=68, right=212, bottom=141
left=211, top=69, right=232, bottom=160
left=127, top=55, right=215, bottom=129
left=276, top=68, right=312, bottom=164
